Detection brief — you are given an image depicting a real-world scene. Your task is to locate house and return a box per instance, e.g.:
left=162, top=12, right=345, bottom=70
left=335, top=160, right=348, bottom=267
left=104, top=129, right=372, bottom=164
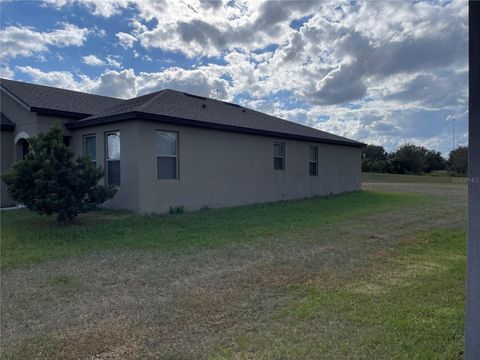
left=0, top=78, right=365, bottom=212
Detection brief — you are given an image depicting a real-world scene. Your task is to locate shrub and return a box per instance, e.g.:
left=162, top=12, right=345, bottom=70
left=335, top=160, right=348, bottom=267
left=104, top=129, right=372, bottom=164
left=169, top=205, right=185, bottom=214
left=2, top=125, right=116, bottom=222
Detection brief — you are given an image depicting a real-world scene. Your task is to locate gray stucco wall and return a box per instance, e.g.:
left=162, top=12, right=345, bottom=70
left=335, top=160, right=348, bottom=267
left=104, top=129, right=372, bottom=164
left=70, top=121, right=141, bottom=212
left=1, top=90, right=72, bottom=158
left=134, top=121, right=361, bottom=213
left=1, top=130, right=15, bottom=207
left=1, top=87, right=362, bottom=213
left=70, top=119, right=361, bottom=214
left=1, top=89, right=38, bottom=144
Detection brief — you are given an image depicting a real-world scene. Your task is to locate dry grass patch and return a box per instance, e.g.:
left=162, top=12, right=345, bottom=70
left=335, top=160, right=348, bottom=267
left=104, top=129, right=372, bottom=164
left=2, top=319, right=151, bottom=360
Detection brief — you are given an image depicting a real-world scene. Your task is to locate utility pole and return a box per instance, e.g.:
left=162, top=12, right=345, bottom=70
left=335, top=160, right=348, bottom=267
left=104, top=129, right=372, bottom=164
left=465, top=1, right=480, bottom=359
left=452, top=117, right=456, bottom=151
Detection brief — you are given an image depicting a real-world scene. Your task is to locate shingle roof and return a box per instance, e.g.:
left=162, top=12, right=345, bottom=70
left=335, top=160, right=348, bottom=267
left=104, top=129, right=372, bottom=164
left=0, top=78, right=124, bottom=118
left=1, top=78, right=363, bottom=147
left=70, top=89, right=364, bottom=147
left=1, top=112, right=15, bottom=131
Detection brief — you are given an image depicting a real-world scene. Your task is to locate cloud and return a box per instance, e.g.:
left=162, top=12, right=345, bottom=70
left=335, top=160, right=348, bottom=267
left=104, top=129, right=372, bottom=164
left=295, top=1, right=467, bottom=106
left=137, top=66, right=229, bottom=99
left=82, top=55, right=104, bottom=66
left=14, top=65, right=228, bottom=100
left=82, top=54, right=122, bottom=68
left=105, top=55, right=122, bottom=68
left=0, top=66, right=14, bottom=79
left=5, top=1, right=468, bottom=155
left=93, top=69, right=137, bottom=98
left=116, top=32, right=137, bottom=48
left=0, top=23, right=89, bottom=61
left=43, top=0, right=130, bottom=17
left=15, top=66, right=83, bottom=89
left=15, top=66, right=136, bottom=99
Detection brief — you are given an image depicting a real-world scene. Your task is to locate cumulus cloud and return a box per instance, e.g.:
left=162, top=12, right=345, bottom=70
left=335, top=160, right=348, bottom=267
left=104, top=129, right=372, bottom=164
left=0, top=23, right=89, bottom=61
left=82, top=55, right=104, bottom=66
left=0, top=66, right=14, bottom=79
left=15, top=66, right=84, bottom=89
left=93, top=69, right=137, bottom=98
left=137, top=66, right=229, bottom=99
left=5, top=0, right=469, bottom=154
left=43, top=0, right=130, bottom=17
left=116, top=32, right=137, bottom=48
left=82, top=55, right=122, bottom=68
left=14, top=65, right=228, bottom=100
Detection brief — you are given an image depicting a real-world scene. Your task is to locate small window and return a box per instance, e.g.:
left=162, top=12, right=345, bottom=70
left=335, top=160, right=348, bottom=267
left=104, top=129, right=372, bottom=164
left=309, top=146, right=318, bottom=176
left=84, top=135, right=96, bottom=166
left=156, top=131, right=178, bottom=180
left=274, top=142, right=285, bottom=170
left=106, top=131, right=120, bottom=186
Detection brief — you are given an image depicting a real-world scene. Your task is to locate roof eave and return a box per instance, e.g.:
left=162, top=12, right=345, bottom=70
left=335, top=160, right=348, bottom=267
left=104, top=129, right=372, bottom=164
left=31, top=107, right=91, bottom=119
left=68, top=111, right=365, bottom=147
left=66, top=111, right=138, bottom=129
left=1, top=124, right=15, bottom=131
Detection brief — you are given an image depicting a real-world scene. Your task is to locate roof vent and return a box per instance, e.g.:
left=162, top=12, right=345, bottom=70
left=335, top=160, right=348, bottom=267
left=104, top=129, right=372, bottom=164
left=202, top=104, right=206, bottom=109
left=242, top=109, right=246, bottom=113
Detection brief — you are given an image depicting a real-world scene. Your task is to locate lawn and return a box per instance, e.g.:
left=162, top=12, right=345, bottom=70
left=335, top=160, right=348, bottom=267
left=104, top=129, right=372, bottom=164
left=362, top=171, right=466, bottom=184
left=0, top=175, right=467, bottom=359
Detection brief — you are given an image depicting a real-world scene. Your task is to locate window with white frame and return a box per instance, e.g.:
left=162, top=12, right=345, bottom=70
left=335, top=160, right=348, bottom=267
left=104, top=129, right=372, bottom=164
left=309, top=146, right=318, bottom=176
left=274, top=142, right=285, bottom=170
left=84, top=134, right=96, bottom=166
left=105, top=131, right=120, bottom=186
left=156, top=131, right=178, bottom=180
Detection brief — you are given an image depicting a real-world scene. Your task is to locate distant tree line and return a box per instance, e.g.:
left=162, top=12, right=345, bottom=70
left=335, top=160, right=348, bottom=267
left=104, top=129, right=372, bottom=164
left=362, top=144, right=468, bottom=176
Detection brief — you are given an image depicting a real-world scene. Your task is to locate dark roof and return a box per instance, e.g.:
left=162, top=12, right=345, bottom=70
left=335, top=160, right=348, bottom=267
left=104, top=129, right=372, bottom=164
left=0, top=78, right=124, bottom=118
left=69, top=89, right=365, bottom=147
left=0, top=78, right=363, bottom=147
left=1, top=112, right=15, bottom=131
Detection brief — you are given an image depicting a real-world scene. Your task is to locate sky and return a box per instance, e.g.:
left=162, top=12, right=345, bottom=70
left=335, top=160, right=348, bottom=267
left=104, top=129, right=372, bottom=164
left=0, top=0, right=468, bottom=155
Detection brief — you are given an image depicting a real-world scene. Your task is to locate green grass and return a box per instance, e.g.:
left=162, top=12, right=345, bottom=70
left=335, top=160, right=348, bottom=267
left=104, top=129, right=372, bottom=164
left=1, top=181, right=467, bottom=359
left=362, top=172, right=466, bottom=184
left=0, top=190, right=417, bottom=268
left=49, top=275, right=73, bottom=285
left=217, top=228, right=466, bottom=359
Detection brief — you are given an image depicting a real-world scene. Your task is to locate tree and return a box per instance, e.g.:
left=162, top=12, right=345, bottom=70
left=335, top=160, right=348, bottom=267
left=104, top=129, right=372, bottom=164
left=424, top=150, right=446, bottom=173
left=389, top=144, right=428, bottom=174
left=361, top=145, right=389, bottom=173
left=447, top=146, right=468, bottom=176
left=2, top=125, right=116, bottom=222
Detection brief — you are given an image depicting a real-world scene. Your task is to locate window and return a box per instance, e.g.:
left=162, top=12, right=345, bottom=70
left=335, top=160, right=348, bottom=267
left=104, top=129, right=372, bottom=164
left=106, top=131, right=120, bottom=186
left=309, top=146, right=318, bottom=176
left=156, top=131, right=178, bottom=179
left=84, top=135, right=96, bottom=166
left=274, top=142, right=285, bottom=170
